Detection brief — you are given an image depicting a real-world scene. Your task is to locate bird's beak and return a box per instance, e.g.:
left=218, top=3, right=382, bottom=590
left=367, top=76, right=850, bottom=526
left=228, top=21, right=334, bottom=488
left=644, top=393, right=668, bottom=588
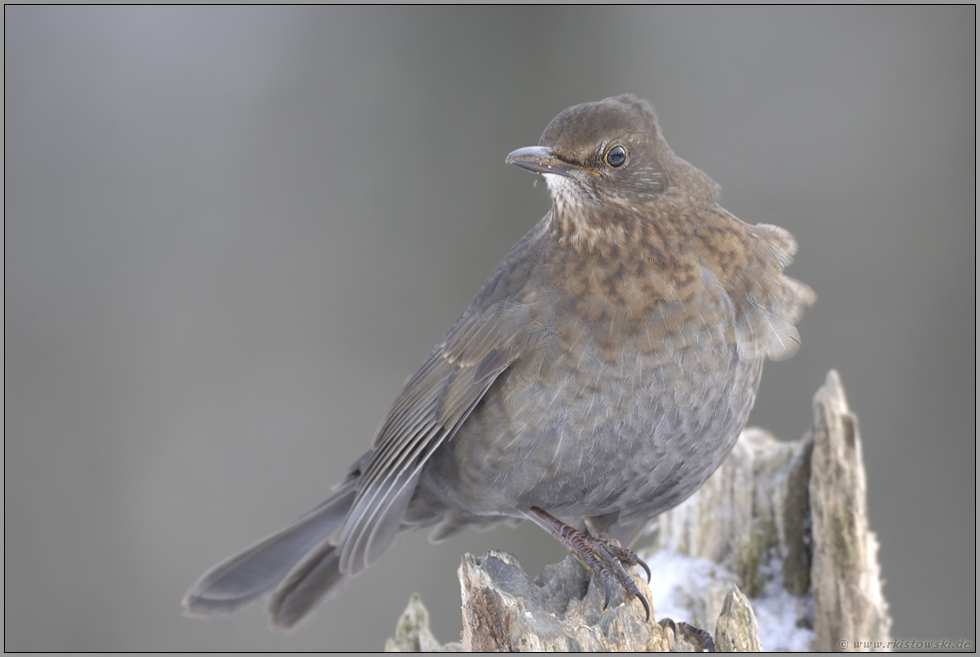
left=506, top=146, right=587, bottom=178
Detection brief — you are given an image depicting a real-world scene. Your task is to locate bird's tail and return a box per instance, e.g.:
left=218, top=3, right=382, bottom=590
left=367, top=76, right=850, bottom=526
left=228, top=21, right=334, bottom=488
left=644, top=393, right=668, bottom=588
left=183, top=478, right=358, bottom=629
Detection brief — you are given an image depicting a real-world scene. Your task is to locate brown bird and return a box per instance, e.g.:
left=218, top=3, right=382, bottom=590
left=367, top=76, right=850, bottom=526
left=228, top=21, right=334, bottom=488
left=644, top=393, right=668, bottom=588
left=184, top=94, right=814, bottom=628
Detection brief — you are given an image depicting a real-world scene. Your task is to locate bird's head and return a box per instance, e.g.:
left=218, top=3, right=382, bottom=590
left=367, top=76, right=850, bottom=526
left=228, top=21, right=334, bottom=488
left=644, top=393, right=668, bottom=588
left=506, top=95, right=677, bottom=214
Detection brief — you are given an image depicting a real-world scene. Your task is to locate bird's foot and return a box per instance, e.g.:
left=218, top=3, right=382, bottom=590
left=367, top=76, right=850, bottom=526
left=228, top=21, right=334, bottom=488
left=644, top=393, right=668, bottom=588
left=658, top=618, right=716, bottom=652
left=527, top=506, right=652, bottom=621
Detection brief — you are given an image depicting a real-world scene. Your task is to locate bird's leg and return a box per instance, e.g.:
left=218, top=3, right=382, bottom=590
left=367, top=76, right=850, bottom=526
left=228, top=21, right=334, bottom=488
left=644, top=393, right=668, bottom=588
left=527, top=506, right=652, bottom=621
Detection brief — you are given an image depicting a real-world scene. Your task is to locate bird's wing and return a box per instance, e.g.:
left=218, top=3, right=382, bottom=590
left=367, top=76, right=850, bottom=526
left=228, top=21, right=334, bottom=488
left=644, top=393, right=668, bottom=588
left=336, top=225, right=554, bottom=576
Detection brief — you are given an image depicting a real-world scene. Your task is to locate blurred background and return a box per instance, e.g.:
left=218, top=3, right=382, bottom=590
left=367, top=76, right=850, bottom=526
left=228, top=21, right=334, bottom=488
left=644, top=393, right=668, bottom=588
left=5, top=6, right=974, bottom=651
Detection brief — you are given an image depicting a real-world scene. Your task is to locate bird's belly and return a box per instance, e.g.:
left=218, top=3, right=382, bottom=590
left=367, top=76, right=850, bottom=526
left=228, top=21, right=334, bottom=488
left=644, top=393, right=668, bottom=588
left=419, top=324, right=763, bottom=523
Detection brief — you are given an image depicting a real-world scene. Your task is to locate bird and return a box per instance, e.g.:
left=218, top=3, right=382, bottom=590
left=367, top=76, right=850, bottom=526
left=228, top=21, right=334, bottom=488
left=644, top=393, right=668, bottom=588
left=183, top=94, right=815, bottom=629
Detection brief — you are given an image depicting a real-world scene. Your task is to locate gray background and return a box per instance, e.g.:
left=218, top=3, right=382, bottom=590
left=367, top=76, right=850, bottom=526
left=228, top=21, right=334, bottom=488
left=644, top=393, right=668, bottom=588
left=5, top=6, right=975, bottom=651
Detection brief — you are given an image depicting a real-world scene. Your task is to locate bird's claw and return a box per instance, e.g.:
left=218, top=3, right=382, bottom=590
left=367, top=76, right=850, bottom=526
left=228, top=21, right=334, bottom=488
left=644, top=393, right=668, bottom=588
left=528, top=506, right=652, bottom=621
left=659, top=618, right=716, bottom=652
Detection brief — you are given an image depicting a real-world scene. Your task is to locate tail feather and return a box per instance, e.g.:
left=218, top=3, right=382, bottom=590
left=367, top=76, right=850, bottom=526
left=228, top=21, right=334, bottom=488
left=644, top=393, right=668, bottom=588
left=183, top=484, right=356, bottom=618
left=268, top=536, right=354, bottom=628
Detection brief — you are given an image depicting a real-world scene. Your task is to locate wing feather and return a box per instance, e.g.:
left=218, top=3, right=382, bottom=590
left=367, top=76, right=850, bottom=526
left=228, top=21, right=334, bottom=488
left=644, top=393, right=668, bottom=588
left=333, top=224, right=550, bottom=576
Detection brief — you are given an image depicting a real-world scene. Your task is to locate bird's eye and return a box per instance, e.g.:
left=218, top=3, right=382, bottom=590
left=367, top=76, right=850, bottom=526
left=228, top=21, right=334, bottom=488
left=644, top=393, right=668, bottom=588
left=605, top=145, right=627, bottom=168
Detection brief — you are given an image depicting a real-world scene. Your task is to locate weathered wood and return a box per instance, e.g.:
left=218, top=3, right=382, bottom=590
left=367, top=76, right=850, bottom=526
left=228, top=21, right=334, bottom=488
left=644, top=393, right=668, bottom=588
left=715, top=585, right=763, bottom=652
left=384, top=593, right=461, bottom=652
left=458, top=550, right=671, bottom=652
left=808, top=371, right=891, bottom=651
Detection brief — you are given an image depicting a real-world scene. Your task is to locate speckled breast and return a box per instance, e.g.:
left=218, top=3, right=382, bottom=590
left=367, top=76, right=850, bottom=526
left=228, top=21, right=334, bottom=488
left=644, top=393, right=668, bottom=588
left=419, top=246, right=765, bottom=525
